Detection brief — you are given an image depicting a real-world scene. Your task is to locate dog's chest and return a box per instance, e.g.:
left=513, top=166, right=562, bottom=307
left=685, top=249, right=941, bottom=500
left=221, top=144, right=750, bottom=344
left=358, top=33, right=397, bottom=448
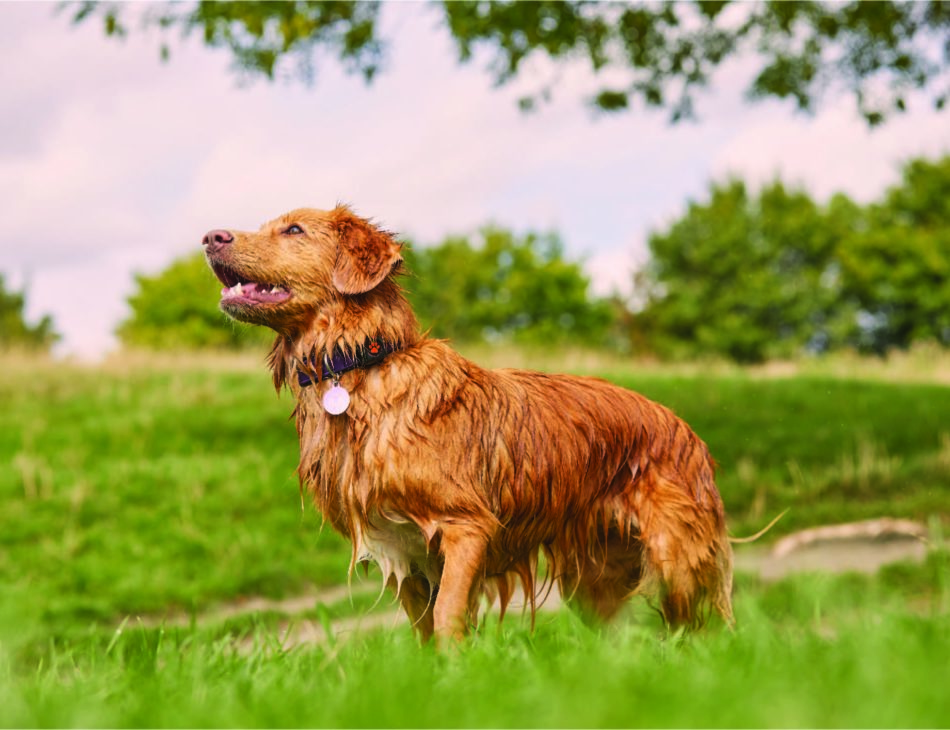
left=298, top=390, right=443, bottom=587
left=356, top=517, right=441, bottom=589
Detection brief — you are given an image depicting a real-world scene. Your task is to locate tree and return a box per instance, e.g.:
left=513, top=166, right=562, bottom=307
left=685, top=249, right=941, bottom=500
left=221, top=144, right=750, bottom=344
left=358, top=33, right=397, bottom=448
left=69, top=1, right=949, bottom=126
left=636, top=180, right=847, bottom=362
left=0, top=274, right=59, bottom=352
left=117, top=253, right=273, bottom=350
left=635, top=156, right=950, bottom=361
left=403, top=226, right=615, bottom=347
left=836, top=157, right=950, bottom=353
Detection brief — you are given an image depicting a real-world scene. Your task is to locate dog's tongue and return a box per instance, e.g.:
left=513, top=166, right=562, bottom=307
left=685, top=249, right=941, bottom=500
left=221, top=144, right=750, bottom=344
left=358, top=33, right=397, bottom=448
left=221, top=281, right=291, bottom=303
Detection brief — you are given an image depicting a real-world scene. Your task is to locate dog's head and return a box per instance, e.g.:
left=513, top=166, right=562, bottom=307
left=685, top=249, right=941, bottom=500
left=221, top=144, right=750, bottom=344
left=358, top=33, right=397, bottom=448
left=202, top=206, right=403, bottom=333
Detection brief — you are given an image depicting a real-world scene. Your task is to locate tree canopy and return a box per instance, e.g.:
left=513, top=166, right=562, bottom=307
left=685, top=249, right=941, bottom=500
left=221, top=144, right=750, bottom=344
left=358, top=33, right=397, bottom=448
left=70, top=1, right=949, bottom=125
left=0, top=275, right=59, bottom=352
left=636, top=156, right=950, bottom=361
left=836, top=157, right=950, bottom=353
left=403, top=227, right=614, bottom=346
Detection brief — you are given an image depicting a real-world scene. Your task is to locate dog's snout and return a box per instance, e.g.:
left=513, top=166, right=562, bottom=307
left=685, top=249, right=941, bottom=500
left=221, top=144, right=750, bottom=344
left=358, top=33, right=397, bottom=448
left=202, top=229, right=234, bottom=253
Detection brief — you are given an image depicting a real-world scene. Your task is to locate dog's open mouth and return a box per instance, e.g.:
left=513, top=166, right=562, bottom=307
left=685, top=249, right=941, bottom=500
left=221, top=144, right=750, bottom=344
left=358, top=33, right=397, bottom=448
left=209, top=259, right=292, bottom=306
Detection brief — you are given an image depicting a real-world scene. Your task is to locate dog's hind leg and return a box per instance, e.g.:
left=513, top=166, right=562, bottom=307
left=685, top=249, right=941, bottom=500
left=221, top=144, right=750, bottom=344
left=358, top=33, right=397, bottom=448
left=633, top=474, right=733, bottom=628
left=556, top=527, right=644, bottom=624
left=392, top=574, right=436, bottom=643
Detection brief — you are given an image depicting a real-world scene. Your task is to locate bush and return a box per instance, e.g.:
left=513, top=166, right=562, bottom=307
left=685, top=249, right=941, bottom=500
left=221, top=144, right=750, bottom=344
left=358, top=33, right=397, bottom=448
left=117, top=254, right=272, bottom=350
left=0, top=274, right=59, bottom=352
left=404, top=227, right=616, bottom=348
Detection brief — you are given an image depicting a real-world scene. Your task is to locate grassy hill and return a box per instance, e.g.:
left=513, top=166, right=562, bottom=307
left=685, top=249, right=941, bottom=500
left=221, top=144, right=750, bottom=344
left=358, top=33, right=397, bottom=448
left=1, top=352, right=948, bottom=726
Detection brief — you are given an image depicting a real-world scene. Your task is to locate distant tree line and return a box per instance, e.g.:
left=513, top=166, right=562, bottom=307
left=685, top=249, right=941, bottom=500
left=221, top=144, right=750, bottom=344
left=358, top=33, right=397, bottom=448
left=6, top=156, right=947, bottom=362
left=636, top=155, right=950, bottom=361
left=114, top=154, right=948, bottom=362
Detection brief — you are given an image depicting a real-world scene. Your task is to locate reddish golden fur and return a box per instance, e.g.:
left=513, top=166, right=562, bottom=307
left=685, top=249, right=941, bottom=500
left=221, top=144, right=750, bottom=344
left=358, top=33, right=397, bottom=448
left=204, top=206, right=733, bottom=642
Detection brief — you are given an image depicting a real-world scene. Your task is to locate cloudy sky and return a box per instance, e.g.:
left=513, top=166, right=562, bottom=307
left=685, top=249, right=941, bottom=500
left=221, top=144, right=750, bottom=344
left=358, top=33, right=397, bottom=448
left=2, top=2, right=948, bottom=359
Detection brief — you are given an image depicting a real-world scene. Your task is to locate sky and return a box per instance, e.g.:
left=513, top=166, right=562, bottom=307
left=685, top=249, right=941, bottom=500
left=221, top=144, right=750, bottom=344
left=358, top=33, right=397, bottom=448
left=1, top=2, right=948, bottom=359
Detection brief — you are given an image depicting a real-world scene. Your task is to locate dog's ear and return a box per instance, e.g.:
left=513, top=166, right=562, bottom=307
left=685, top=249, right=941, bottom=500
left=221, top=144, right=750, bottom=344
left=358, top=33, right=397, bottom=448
left=330, top=207, right=403, bottom=295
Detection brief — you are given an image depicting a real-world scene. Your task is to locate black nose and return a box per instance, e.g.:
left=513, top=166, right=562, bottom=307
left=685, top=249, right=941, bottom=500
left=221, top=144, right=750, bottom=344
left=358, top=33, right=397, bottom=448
left=202, top=229, right=234, bottom=253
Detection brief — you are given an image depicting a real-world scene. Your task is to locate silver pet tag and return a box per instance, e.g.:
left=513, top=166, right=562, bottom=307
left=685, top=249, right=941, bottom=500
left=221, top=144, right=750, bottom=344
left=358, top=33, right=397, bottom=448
left=322, top=383, right=350, bottom=415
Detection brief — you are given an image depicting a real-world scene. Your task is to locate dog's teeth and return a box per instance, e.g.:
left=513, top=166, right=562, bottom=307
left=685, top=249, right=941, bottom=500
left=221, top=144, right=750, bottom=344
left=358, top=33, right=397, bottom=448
left=270, top=286, right=282, bottom=294
left=233, top=282, right=243, bottom=295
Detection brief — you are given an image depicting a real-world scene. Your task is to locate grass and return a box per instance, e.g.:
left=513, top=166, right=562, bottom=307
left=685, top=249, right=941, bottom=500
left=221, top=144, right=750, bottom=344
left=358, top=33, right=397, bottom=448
left=460, top=340, right=950, bottom=386
left=1, top=556, right=948, bottom=727
left=0, top=359, right=338, bottom=634
left=1, top=350, right=949, bottom=726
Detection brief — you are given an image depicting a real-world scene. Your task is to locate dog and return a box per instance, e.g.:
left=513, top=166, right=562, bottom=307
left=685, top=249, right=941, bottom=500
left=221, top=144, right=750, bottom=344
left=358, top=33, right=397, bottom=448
left=203, top=205, right=733, bottom=643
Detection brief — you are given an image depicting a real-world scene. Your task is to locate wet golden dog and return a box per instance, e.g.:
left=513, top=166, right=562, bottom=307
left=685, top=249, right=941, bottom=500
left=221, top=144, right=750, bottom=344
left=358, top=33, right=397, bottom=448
left=203, top=206, right=733, bottom=643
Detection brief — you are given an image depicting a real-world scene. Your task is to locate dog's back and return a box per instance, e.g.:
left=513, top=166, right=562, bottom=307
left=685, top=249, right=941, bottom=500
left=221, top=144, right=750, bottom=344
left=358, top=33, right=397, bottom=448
left=448, top=359, right=732, bottom=627
left=490, top=368, right=732, bottom=628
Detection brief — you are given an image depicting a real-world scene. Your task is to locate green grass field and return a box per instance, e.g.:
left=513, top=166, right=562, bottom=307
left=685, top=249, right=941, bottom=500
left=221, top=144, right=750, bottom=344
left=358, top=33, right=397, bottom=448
left=1, top=352, right=948, bottom=727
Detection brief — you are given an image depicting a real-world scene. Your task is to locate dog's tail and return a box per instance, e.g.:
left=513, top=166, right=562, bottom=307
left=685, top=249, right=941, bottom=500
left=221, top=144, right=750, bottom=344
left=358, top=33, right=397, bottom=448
left=728, top=509, right=788, bottom=544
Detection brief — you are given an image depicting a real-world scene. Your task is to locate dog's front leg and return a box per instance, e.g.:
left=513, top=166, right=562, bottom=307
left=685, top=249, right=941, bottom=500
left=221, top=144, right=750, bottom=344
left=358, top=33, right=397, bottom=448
left=433, top=524, right=488, bottom=644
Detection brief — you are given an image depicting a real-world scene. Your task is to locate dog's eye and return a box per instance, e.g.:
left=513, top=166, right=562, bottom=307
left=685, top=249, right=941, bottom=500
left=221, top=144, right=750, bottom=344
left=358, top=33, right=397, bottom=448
left=284, top=224, right=304, bottom=235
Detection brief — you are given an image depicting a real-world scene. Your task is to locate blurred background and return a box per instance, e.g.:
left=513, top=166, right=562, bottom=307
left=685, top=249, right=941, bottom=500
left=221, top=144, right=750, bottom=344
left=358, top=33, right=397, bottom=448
left=1, top=3, right=949, bottom=726
left=1, top=1, right=948, bottom=362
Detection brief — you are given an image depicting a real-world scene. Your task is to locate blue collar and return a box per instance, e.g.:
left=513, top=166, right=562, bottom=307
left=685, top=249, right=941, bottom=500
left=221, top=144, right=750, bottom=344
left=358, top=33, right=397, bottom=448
left=297, top=338, right=399, bottom=388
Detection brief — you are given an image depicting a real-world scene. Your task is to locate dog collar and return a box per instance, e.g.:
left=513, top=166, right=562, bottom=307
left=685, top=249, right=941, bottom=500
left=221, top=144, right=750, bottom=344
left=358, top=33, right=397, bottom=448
left=297, top=338, right=399, bottom=388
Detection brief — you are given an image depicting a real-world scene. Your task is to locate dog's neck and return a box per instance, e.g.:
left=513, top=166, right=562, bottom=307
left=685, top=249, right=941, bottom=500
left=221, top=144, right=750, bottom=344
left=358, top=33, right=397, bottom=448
left=267, top=278, right=421, bottom=392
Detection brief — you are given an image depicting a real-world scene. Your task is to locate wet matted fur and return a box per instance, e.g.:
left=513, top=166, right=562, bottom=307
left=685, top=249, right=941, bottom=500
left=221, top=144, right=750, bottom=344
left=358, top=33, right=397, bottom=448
left=203, top=206, right=733, bottom=642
